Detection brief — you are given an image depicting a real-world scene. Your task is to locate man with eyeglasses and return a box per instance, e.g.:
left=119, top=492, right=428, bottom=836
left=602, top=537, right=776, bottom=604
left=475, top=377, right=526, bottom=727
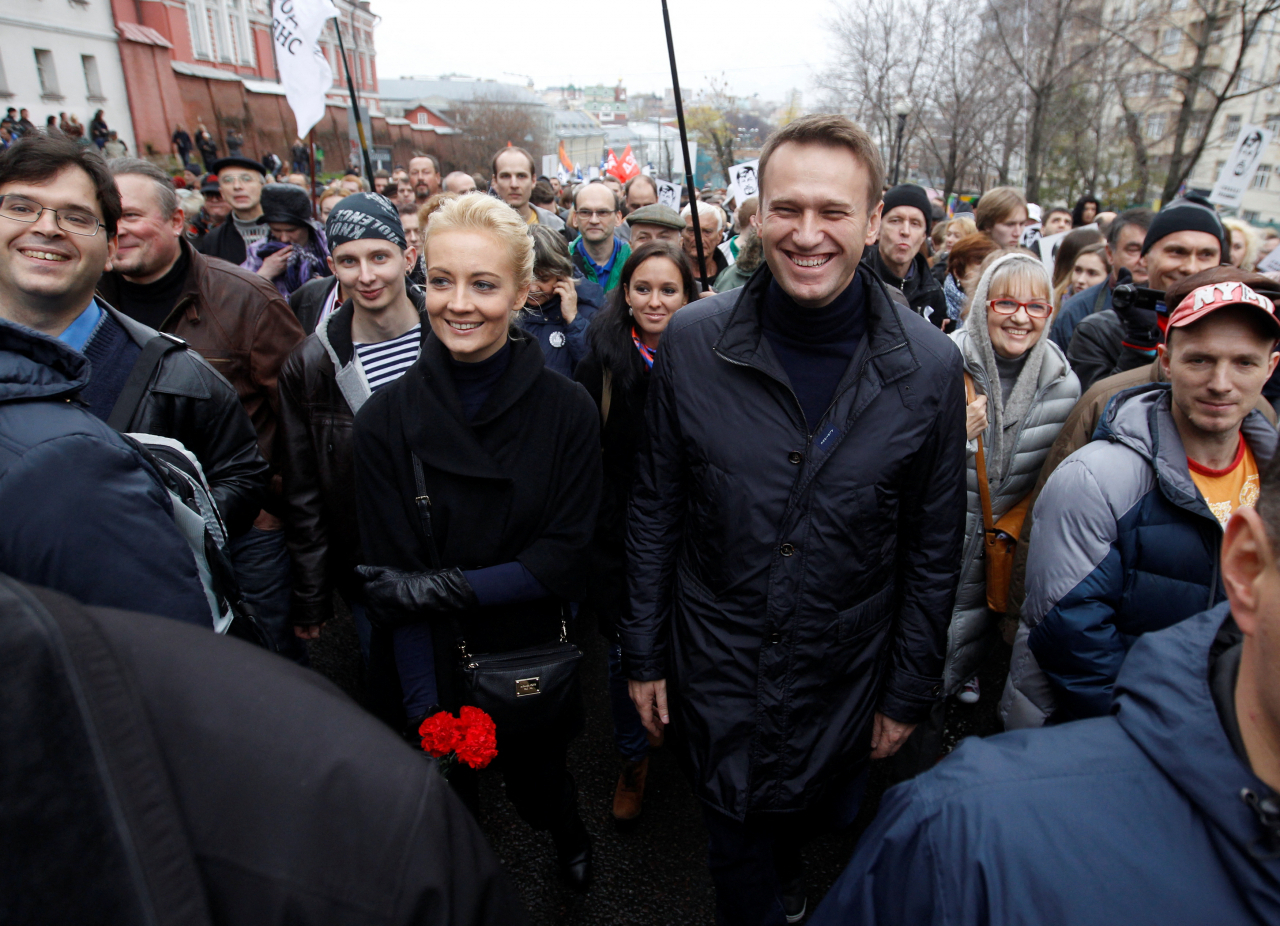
left=98, top=156, right=307, bottom=662
left=194, top=156, right=269, bottom=266
left=0, top=133, right=215, bottom=624
left=569, top=180, right=629, bottom=292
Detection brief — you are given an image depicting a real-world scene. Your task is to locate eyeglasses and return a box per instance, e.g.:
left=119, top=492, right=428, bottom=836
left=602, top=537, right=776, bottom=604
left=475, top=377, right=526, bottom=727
left=0, top=194, right=103, bottom=236
left=219, top=172, right=261, bottom=186
left=989, top=298, right=1053, bottom=319
left=575, top=208, right=615, bottom=219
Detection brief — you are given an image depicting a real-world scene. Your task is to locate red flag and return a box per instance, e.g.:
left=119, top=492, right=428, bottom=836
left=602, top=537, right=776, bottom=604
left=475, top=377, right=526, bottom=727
left=604, top=148, right=623, bottom=181
left=618, top=144, right=641, bottom=182
left=559, top=141, right=574, bottom=172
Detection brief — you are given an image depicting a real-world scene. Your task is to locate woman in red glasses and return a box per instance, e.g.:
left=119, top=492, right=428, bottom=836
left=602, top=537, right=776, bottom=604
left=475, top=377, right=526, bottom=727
left=944, top=251, right=1080, bottom=722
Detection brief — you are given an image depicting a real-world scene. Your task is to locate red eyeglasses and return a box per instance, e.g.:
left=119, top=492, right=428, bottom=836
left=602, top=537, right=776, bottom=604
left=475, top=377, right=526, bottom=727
left=988, top=298, right=1054, bottom=319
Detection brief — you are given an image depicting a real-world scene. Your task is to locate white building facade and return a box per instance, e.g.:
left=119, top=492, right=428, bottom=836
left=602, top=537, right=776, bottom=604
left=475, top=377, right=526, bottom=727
left=1, top=0, right=135, bottom=149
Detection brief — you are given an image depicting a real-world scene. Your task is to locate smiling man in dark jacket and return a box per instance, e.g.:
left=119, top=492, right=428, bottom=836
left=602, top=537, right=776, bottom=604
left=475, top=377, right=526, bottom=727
left=812, top=447, right=1280, bottom=926
left=623, top=115, right=966, bottom=926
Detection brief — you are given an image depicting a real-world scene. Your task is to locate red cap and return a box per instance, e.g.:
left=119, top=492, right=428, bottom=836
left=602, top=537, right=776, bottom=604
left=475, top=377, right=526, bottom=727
left=1168, top=280, right=1280, bottom=338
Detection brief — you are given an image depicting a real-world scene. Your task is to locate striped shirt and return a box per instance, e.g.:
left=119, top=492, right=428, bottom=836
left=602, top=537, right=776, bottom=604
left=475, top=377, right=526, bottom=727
left=354, top=326, right=421, bottom=393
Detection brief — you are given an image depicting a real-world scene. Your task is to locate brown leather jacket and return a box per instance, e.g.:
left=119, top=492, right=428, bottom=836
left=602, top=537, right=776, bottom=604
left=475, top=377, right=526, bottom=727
left=99, top=240, right=305, bottom=468
left=278, top=295, right=425, bottom=624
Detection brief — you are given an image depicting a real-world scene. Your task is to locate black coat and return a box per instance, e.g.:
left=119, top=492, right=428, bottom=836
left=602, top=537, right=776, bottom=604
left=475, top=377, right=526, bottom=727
left=0, top=320, right=210, bottom=625
left=0, top=575, right=526, bottom=926
left=1066, top=307, right=1151, bottom=392
left=104, top=304, right=268, bottom=538
left=289, top=275, right=339, bottom=335
left=354, top=332, right=602, bottom=707
left=862, top=246, right=948, bottom=327
left=573, top=344, right=651, bottom=637
left=623, top=263, right=967, bottom=819
left=194, top=218, right=249, bottom=266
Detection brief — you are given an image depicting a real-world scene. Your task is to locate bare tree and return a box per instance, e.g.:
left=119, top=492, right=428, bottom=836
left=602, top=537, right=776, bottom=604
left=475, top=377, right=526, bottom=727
left=1089, top=0, right=1280, bottom=203
left=447, top=98, right=549, bottom=176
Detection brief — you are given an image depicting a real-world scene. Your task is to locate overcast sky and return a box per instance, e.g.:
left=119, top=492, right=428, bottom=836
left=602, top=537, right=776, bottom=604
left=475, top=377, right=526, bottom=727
left=372, top=0, right=837, bottom=104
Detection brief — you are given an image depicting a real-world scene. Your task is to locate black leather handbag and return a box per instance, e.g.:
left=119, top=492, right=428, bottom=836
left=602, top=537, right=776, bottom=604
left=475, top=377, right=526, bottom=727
left=412, top=455, right=583, bottom=733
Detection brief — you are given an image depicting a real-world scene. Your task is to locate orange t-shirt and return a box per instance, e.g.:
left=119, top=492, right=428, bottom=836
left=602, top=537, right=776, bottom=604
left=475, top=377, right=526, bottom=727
left=1188, top=436, right=1260, bottom=528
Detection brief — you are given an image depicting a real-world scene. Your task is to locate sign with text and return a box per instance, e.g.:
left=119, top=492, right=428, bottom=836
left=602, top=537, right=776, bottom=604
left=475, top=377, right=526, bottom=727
left=1210, top=124, right=1274, bottom=208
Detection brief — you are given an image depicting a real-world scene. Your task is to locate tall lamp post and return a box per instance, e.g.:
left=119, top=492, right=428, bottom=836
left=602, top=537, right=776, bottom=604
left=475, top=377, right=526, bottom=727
left=892, top=99, right=912, bottom=186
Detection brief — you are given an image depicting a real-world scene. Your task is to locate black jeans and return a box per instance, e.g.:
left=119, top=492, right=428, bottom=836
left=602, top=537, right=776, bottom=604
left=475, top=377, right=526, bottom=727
left=701, top=770, right=867, bottom=926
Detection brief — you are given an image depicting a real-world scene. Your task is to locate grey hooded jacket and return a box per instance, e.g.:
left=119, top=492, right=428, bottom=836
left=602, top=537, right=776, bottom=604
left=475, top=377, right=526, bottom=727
left=944, top=327, right=1078, bottom=694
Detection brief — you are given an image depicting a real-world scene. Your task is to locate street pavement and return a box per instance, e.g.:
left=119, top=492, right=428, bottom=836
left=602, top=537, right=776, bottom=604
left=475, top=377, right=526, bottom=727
left=308, top=605, right=1009, bottom=925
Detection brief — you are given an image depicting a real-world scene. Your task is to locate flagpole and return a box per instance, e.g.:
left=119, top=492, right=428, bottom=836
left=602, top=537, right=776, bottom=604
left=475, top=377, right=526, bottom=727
left=332, top=17, right=374, bottom=183
left=660, top=0, right=710, bottom=291
left=308, top=129, right=317, bottom=212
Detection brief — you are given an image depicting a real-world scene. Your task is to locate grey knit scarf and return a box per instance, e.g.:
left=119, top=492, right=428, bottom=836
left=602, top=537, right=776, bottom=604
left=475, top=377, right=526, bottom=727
left=964, top=252, right=1051, bottom=480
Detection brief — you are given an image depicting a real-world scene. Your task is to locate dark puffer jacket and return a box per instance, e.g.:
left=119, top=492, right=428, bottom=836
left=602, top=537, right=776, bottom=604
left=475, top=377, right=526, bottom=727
left=513, top=278, right=604, bottom=379
left=1004, top=383, right=1276, bottom=727
left=623, top=263, right=967, bottom=819
left=0, top=320, right=209, bottom=625
left=811, top=604, right=1280, bottom=926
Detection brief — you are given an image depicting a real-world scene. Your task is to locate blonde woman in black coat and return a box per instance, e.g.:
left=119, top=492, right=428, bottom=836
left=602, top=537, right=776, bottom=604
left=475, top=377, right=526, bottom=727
left=354, top=195, right=602, bottom=889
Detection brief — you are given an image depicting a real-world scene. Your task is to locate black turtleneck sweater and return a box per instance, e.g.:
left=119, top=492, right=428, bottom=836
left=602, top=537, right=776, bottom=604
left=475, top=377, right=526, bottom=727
left=112, top=246, right=190, bottom=331
left=760, top=274, right=867, bottom=432
left=448, top=341, right=512, bottom=422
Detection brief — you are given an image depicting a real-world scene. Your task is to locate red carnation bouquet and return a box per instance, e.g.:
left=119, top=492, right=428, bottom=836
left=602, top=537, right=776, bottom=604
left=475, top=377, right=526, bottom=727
left=418, top=706, right=498, bottom=777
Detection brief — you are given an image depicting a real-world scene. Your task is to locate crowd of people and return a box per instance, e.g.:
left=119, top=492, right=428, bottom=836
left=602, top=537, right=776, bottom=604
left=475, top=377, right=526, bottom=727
left=2, top=113, right=1279, bottom=926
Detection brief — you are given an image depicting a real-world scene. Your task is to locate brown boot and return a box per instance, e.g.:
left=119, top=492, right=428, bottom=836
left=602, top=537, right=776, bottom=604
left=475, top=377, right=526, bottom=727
left=612, top=756, right=649, bottom=822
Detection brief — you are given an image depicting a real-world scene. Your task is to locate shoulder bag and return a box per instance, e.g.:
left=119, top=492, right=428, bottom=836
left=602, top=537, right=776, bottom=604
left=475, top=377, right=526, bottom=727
left=411, top=454, right=582, bottom=732
left=966, top=373, right=1032, bottom=614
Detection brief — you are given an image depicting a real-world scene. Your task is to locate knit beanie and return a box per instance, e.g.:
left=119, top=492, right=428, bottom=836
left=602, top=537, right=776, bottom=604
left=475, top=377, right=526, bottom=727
left=325, top=192, right=407, bottom=251
left=881, top=184, right=933, bottom=236
left=1141, top=194, right=1227, bottom=258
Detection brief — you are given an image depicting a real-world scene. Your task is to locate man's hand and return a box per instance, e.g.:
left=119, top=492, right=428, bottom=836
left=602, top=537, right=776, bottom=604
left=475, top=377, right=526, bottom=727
left=870, top=712, right=917, bottom=760
left=628, top=679, right=669, bottom=739
left=257, top=245, right=293, bottom=281
left=554, top=277, right=578, bottom=324
left=294, top=623, right=323, bottom=640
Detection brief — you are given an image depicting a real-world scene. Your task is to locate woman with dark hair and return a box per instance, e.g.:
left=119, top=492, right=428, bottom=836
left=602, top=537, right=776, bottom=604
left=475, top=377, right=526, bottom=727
left=354, top=194, right=601, bottom=890
left=1071, top=194, right=1100, bottom=228
left=1050, top=226, right=1104, bottom=308
left=89, top=110, right=109, bottom=149
left=574, top=241, right=697, bottom=823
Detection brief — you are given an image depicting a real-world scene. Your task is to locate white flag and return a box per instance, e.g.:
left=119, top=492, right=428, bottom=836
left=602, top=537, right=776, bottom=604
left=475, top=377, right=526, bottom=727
left=273, top=0, right=338, bottom=140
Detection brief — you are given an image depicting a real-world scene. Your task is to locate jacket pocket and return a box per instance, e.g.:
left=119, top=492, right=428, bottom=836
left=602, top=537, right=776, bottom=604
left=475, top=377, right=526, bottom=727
left=835, top=583, right=895, bottom=645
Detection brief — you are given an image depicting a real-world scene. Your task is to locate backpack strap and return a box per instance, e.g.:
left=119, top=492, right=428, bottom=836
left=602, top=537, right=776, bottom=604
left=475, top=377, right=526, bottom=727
left=106, top=333, right=187, bottom=432
left=965, top=372, right=995, bottom=535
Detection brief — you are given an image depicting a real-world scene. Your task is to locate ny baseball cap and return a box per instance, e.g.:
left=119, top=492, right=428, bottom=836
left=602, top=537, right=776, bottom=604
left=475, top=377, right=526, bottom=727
left=1168, top=280, right=1280, bottom=339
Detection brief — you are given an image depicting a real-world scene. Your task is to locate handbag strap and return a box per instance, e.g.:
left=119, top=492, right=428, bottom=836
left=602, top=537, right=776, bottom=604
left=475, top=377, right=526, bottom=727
left=106, top=333, right=186, bottom=432
left=965, top=372, right=995, bottom=534
left=411, top=453, right=473, bottom=659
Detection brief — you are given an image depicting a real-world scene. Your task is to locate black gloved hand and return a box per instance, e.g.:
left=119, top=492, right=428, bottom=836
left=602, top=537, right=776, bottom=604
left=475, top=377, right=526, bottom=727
left=1113, top=299, right=1160, bottom=350
left=356, top=565, right=479, bottom=614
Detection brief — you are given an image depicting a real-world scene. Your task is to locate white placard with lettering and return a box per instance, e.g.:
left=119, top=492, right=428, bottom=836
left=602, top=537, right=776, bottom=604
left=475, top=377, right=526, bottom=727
left=655, top=179, right=681, bottom=210
left=1210, top=124, right=1274, bottom=208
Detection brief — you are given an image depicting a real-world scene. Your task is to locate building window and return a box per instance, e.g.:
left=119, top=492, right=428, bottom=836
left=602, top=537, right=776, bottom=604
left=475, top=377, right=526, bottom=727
left=34, top=49, right=60, bottom=99
left=81, top=55, right=104, bottom=100
left=1267, top=115, right=1280, bottom=135
left=1190, top=112, right=1207, bottom=138
left=1170, top=0, right=1188, bottom=9
left=1244, top=210, right=1261, bottom=223
left=1161, top=27, right=1182, bottom=56
left=0, top=50, right=10, bottom=98
left=417, top=112, right=427, bottom=126
left=227, top=0, right=254, bottom=67
left=187, top=1, right=211, bottom=58
left=1253, top=164, right=1272, bottom=189
left=1146, top=112, right=1166, bottom=138
left=1155, top=73, right=1174, bottom=98
left=1226, top=114, right=1243, bottom=140
left=1131, top=72, right=1152, bottom=96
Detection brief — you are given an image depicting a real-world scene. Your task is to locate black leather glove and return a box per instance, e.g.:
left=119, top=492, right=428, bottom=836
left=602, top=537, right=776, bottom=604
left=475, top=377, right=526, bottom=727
left=356, top=565, right=479, bottom=614
left=1112, top=274, right=1161, bottom=351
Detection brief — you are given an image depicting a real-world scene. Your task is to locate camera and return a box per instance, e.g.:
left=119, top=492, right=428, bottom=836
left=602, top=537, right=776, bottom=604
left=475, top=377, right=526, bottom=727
left=1111, top=283, right=1165, bottom=315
